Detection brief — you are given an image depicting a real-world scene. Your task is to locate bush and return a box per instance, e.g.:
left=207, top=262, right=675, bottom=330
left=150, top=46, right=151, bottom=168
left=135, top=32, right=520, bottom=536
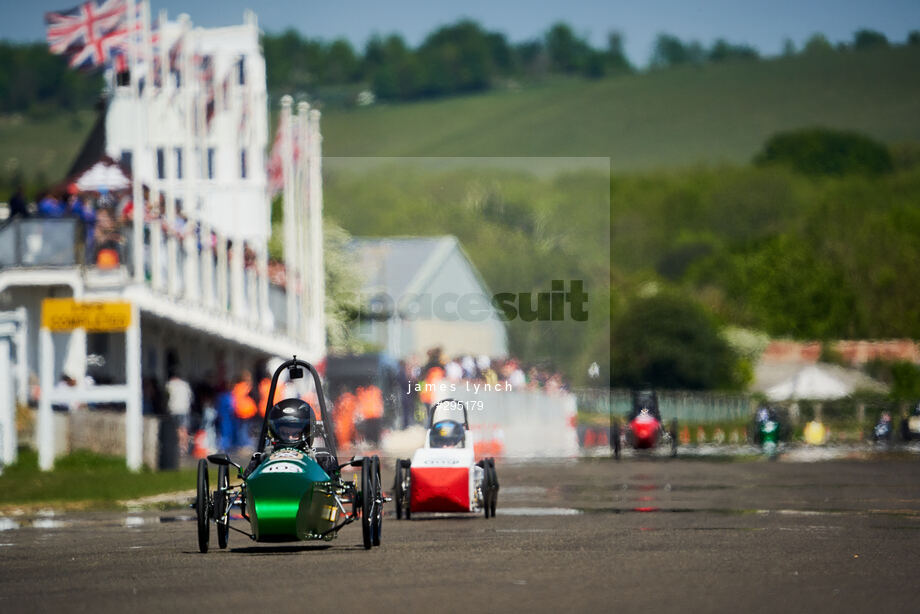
left=611, top=291, right=741, bottom=390
left=864, top=360, right=920, bottom=400
left=754, top=127, right=894, bottom=176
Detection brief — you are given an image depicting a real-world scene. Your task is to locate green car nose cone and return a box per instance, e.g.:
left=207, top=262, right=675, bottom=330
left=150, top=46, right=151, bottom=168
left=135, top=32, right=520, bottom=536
left=246, top=449, right=334, bottom=541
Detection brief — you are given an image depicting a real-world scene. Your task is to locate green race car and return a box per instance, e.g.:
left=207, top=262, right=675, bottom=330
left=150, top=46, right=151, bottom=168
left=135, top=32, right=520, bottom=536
left=194, top=357, right=384, bottom=552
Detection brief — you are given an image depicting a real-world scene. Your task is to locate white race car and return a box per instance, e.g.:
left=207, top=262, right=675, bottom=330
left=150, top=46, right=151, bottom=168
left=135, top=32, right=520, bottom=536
left=393, top=399, right=499, bottom=519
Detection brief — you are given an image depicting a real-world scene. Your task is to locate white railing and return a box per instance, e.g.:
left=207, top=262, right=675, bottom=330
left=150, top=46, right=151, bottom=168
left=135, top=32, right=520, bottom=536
left=134, top=210, right=286, bottom=335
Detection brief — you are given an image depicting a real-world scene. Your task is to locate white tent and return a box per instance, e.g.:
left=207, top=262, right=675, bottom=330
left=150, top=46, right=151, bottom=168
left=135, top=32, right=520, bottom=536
left=766, top=364, right=855, bottom=401
left=74, top=161, right=131, bottom=192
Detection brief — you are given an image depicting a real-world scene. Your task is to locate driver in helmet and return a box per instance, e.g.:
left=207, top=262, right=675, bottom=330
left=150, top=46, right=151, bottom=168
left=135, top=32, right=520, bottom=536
left=430, top=419, right=465, bottom=448
left=244, top=398, right=315, bottom=476
left=268, top=398, right=315, bottom=448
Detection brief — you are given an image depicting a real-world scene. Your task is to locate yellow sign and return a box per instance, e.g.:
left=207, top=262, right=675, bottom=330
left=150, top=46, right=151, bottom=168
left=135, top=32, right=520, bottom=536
left=41, top=298, right=132, bottom=332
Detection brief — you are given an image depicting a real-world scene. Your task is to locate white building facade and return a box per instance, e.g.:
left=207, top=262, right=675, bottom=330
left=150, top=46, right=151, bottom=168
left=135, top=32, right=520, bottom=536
left=0, top=9, right=325, bottom=470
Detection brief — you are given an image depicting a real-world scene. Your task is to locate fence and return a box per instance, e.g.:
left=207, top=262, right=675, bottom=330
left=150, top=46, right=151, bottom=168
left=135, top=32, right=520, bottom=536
left=574, top=388, right=756, bottom=423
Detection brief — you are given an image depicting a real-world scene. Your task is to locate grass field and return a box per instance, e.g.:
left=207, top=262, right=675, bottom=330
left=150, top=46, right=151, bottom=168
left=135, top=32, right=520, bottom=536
left=0, top=449, right=196, bottom=508
left=0, top=109, right=95, bottom=187
left=321, top=46, right=920, bottom=169
left=2, top=46, right=919, bottom=184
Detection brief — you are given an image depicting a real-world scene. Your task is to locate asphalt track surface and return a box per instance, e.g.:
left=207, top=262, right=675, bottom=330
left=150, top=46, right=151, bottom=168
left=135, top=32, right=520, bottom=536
left=2, top=454, right=920, bottom=613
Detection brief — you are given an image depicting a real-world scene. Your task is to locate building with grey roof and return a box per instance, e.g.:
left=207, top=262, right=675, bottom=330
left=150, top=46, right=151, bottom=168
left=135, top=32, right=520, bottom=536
left=349, top=236, right=508, bottom=359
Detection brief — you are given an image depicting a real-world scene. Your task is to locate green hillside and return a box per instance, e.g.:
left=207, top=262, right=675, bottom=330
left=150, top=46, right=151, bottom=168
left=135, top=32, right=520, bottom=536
left=321, top=46, right=920, bottom=169
left=0, top=110, right=95, bottom=188
left=2, top=45, right=919, bottom=186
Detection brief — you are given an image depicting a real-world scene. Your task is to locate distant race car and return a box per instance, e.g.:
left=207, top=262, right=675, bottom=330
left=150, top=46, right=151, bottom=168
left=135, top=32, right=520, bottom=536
left=393, top=398, right=499, bottom=519
left=610, top=390, right=678, bottom=459
left=752, top=405, right=785, bottom=458
left=900, top=403, right=920, bottom=442
left=194, top=358, right=385, bottom=552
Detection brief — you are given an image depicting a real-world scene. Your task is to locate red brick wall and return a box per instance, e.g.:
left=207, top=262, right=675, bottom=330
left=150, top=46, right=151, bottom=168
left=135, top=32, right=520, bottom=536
left=762, top=340, right=920, bottom=365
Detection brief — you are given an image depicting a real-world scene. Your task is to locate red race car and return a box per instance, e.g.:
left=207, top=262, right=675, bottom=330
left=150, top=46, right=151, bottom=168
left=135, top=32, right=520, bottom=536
left=393, top=399, right=499, bottom=519
left=610, top=390, right=678, bottom=459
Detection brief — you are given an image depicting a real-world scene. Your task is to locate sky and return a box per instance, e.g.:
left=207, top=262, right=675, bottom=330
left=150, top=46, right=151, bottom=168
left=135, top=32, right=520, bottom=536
left=1, top=0, right=919, bottom=66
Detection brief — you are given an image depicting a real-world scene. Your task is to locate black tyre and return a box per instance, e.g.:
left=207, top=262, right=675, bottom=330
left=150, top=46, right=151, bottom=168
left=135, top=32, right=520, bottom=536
left=394, top=460, right=405, bottom=520
left=612, top=421, right=621, bottom=460
left=487, top=458, right=499, bottom=517
left=670, top=419, right=679, bottom=458
left=481, top=460, right=491, bottom=518
left=361, top=457, right=373, bottom=550
left=403, top=460, right=412, bottom=520
left=371, top=455, right=382, bottom=546
left=215, top=464, right=229, bottom=549
left=196, top=459, right=210, bottom=554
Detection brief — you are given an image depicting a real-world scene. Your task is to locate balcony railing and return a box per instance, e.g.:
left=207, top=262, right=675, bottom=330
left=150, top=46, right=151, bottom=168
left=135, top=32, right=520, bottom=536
left=0, top=218, right=82, bottom=267
left=0, top=214, right=301, bottom=338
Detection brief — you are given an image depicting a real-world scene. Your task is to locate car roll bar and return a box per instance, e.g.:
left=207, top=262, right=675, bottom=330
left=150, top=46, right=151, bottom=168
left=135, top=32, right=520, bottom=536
left=257, top=356, right=338, bottom=462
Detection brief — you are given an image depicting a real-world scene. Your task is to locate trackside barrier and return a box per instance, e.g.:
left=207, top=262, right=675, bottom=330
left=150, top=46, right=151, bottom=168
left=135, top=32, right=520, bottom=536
left=444, top=389, right=579, bottom=458
left=574, top=388, right=755, bottom=423
left=22, top=408, right=161, bottom=468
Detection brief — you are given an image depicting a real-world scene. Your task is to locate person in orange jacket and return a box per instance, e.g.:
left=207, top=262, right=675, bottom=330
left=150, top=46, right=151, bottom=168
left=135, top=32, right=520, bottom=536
left=232, top=370, right=257, bottom=448
left=357, top=384, right=385, bottom=446
left=257, top=374, right=284, bottom=417
left=334, top=391, right=357, bottom=448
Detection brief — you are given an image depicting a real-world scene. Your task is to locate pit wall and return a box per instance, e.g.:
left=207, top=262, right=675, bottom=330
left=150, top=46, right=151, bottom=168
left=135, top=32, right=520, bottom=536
left=20, top=408, right=161, bottom=469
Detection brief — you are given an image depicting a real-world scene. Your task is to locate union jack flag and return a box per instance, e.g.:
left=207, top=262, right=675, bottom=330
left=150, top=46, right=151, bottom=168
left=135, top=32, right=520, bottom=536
left=45, top=0, right=128, bottom=68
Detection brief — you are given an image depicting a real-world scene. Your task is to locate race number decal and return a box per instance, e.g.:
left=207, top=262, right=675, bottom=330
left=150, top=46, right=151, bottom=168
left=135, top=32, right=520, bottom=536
left=270, top=449, right=305, bottom=461
left=263, top=462, right=304, bottom=474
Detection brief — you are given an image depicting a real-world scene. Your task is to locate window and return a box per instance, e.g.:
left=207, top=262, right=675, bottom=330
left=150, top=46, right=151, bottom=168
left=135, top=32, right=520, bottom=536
left=174, top=147, right=183, bottom=180
left=207, top=148, right=216, bottom=180
left=120, top=150, right=133, bottom=171
left=238, top=57, right=245, bottom=85
left=240, top=148, right=247, bottom=179
left=156, top=148, right=165, bottom=180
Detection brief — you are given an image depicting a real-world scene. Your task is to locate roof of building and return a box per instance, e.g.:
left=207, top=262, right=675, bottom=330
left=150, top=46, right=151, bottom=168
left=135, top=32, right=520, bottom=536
left=350, top=235, right=474, bottom=298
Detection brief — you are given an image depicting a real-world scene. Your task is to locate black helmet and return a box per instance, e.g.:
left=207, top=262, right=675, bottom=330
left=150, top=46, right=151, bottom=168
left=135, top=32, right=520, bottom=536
left=430, top=419, right=464, bottom=448
left=268, top=398, right=315, bottom=447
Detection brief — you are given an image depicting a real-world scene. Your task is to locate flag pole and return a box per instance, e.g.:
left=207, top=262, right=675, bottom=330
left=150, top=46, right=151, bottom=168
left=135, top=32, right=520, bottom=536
left=280, top=96, right=297, bottom=336
left=309, top=108, right=326, bottom=357
left=129, top=0, right=144, bottom=284
left=297, top=102, right=310, bottom=342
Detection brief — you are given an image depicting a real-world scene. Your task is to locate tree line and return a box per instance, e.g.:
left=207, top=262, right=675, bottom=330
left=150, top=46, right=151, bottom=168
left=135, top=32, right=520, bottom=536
left=262, top=21, right=632, bottom=103
left=4, top=22, right=919, bottom=114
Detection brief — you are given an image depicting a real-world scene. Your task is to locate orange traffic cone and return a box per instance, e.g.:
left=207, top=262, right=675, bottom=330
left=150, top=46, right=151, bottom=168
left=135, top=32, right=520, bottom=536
left=680, top=425, right=691, bottom=445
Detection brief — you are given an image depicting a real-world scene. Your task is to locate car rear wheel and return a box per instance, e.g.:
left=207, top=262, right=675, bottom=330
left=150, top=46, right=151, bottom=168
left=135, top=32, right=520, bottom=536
left=361, top=457, right=373, bottom=549
left=394, top=459, right=411, bottom=520
left=394, top=460, right=404, bottom=519
left=371, top=455, right=382, bottom=546
left=487, top=458, right=499, bottom=518
left=402, top=460, right=412, bottom=520
left=215, top=463, right=229, bottom=549
left=670, top=419, right=679, bottom=458
left=196, top=459, right=210, bottom=553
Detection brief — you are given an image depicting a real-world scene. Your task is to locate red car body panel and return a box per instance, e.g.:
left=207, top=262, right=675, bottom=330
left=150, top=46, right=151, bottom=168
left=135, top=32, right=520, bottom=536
left=630, top=415, right=660, bottom=449
left=410, top=466, right=470, bottom=512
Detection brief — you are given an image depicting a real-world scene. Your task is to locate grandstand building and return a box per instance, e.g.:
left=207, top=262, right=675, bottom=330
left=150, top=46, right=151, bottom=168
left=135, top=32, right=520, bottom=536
left=0, top=10, right=324, bottom=469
